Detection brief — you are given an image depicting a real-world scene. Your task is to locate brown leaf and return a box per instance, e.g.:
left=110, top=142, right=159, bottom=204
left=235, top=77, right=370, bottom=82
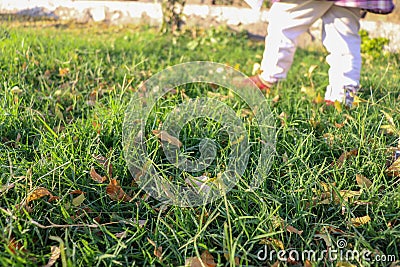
left=8, top=237, right=28, bottom=254
left=386, top=157, right=400, bottom=177
left=0, top=183, right=15, bottom=194
left=48, top=196, right=59, bottom=202
left=334, top=149, right=358, bottom=168
left=356, top=174, right=372, bottom=188
left=69, top=190, right=84, bottom=195
left=147, top=238, right=162, bottom=260
left=43, top=246, right=61, bottom=267
left=115, top=231, right=127, bottom=239
left=152, top=130, right=182, bottom=148
left=93, top=154, right=113, bottom=178
left=90, top=167, right=107, bottom=183
left=106, top=179, right=132, bottom=202
left=186, top=251, right=217, bottom=267
left=334, top=121, right=347, bottom=129
left=286, top=225, right=303, bottom=235
left=271, top=261, right=280, bottom=267
left=350, top=215, right=371, bottom=227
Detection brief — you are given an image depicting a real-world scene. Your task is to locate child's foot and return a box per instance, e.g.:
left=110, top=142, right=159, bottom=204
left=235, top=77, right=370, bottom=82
left=324, top=85, right=359, bottom=108
left=234, top=75, right=272, bottom=93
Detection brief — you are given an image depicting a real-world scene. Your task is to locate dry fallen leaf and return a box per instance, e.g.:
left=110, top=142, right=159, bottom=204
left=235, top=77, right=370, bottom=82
left=152, top=130, right=182, bottom=148
left=69, top=189, right=84, bottom=195
left=106, top=179, right=132, bottom=202
left=252, top=63, right=261, bottom=75
left=286, top=225, right=303, bottom=235
left=185, top=250, right=217, bottom=267
left=386, top=157, right=400, bottom=177
left=271, top=261, right=280, bottom=267
left=268, top=238, right=284, bottom=250
left=147, top=238, right=162, bottom=261
left=93, top=154, right=113, bottom=178
left=72, top=193, right=85, bottom=207
left=313, top=93, right=324, bottom=104
left=336, top=262, right=357, bottom=267
left=272, top=94, right=280, bottom=103
left=334, top=101, right=342, bottom=112
left=0, top=183, right=15, bottom=194
left=185, top=175, right=212, bottom=194
left=90, top=167, right=107, bottom=183
left=26, top=187, right=58, bottom=207
left=115, top=231, right=128, bottom=239
left=8, top=237, right=28, bottom=254
left=43, top=245, right=61, bottom=267
left=314, top=233, right=332, bottom=247
left=350, top=215, right=371, bottom=227
left=334, top=149, right=358, bottom=168
left=304, top=259, right=313, bottom=267
left=58, top=67, right=69, bottom=77
left=356, top=174, right=372, bottom=188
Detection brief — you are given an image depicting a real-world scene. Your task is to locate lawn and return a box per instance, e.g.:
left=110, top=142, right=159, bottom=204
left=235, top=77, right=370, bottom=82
left=0, top=18, right=400, bottom=267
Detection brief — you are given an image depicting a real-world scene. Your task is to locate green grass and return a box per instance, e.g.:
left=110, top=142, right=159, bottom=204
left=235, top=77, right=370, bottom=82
left=1, top=19, right=400, bottom=267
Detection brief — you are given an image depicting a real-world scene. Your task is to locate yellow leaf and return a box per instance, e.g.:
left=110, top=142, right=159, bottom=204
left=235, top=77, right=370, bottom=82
left=10, top=86, right=23, bottom=95
left=251, top=63, right=261, bottom=75
left=334, top=101, right=342, bottom=112
left=308, top=65, right=318, bottom=76
left=301, top=86, right=316, bottom=98
left=27, top=187, right=53, bottom=204
left=72, top=193, right=85, bottom=207
left=381, top=124, right=397, bottom=135
left=268, top=238, right=285, bottom=250
left=356, top=174, right=372, bottom=188
left=350, top=215, right=371, bottom=227
left=43, top=246, right=61, bottom=267
left=58, top=67, right=69, bottom=77
left=272, top=94, right=280, bottom=103
left=313, top=93, right=324, bottom=104
left=352, top=95, right=361, bottom=107
left=381, top=110, right=395, bottom=126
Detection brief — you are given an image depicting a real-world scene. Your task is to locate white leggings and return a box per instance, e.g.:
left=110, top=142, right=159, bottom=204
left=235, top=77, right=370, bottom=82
left=260, top=0, right=361, bottom=102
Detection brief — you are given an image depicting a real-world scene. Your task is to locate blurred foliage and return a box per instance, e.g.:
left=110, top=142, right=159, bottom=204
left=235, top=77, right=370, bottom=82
left=360, top=29, right=390, bottom=59
left=161, top=0, right=186, bottom=33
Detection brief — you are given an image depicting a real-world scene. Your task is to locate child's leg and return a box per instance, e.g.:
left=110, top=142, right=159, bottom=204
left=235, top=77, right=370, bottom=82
left=260, top=0, right=333, bottom=84
left=321, top=6, right=361, bottom=104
